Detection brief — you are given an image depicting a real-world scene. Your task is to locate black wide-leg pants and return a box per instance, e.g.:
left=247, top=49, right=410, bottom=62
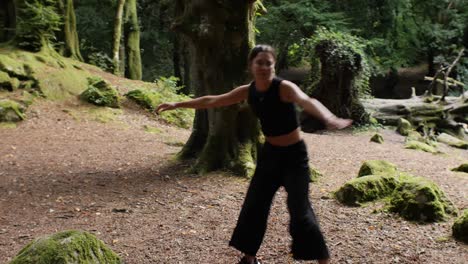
left=229, top=140, right=330, bottom=260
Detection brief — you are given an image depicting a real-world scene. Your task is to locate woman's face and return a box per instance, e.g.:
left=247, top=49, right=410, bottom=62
left=250, top=52, right=275, bottom=81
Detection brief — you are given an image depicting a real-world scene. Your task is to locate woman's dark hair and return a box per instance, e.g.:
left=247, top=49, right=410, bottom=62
left=248, top=44, right=276, bottom=64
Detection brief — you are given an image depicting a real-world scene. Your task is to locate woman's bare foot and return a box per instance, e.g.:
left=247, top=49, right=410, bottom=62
left=318, top=258, right=330, bottom=264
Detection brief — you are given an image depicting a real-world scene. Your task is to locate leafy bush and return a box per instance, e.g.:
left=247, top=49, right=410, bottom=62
left=16, top=0, right=62, bottom=51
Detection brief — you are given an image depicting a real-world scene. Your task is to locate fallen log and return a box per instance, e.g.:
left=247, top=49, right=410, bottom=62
left=362, top=95, right=467, bottom=139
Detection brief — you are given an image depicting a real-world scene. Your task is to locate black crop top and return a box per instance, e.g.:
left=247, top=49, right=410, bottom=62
left=247, top=77, right=299, bottom=137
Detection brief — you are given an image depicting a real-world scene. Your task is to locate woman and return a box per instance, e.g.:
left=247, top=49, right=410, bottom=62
left=156, top=45, right=352, bottom=264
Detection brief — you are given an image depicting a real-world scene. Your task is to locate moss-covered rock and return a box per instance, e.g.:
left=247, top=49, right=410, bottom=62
left=0, top=99, right=26, bottom=122
left=125, top=89, right=160, bottom=110
left=437, top=133, right=468, bottom=149
left=126, top=88, right=193, bottom=129
left=370, top=133, right=384, bottom=143
left=405, top=140, right=438, bottom=153
left=357, top=160, right=398, bottom=177
left=10, top=230, right=122, bottom=264
left=388, top=177, right=456, bottom=222
left=397, top=118, right=412, bottom=136
left=309, top=166, right=322, bottom=183
left=451, top=163, right=468, bottom=173
left=80, top=77, right=120, bottom=108
left=335, top=175, right=400, bottom=206
left=452, top=210, right=468, bottom=243
left=0, top=71, right=12, bottom=90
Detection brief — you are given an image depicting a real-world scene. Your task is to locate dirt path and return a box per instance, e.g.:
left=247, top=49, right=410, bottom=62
left=0, top=100, right=467, bottom=263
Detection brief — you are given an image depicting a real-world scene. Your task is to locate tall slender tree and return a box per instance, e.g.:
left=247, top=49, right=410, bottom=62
left=112, top=0, right=126, bottom=75
left=172, top=0, right=261, bottom=175
left=57, top=0, right=83, bottom=61
left=124, top=0, right=142, bottom=80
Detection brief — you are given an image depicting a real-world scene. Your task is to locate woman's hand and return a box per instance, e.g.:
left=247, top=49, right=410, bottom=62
left=155, top=103, right=177, bottom=115
left=324, top=116, right=353, bottom=130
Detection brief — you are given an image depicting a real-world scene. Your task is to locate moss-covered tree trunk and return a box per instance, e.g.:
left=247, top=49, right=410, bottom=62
left=112, top=0, right=126, bottom=76
left=173, top=0, right=260, bottom=176
left=0, top=0, right=16, bottom=42
left=57, top=0, right=83, bottom=61
left=302, top=40, right=368, bottom=131
left=124, top=0, right=142, bottom=80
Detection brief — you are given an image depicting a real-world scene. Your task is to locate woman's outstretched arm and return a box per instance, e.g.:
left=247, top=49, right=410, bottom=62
left=155, top=85, right=249, bottom=114
left=279, top=80, right=353, bottom=130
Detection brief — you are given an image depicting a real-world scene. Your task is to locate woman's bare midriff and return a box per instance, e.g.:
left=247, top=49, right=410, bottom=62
left=265, top=127, right=302, bottom=146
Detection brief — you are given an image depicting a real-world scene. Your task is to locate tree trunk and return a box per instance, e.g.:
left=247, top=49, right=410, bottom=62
left=0, top=0, right=16, bottom=42
left=124, top=0, right=142, bottom=80
left=113, top=0, right=126, bottom=76
left=302, top=40, right=369, bottom=131
left=173, top=0, right=260, bottom=176
left=57, top=0, right=83, bottom=61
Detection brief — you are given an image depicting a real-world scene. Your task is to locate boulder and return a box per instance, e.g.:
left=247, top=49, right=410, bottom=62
left=452, top=210, right=468, bottom=243
left=80, top=77, right=120, bottom=108
left=397, top=118, right=412, bottom=136
left=389, top=177, right=456, bottom=222
left=0, top=99, right=26, bottom=122
left=358, top=160, right=398, bottom=177
left=10, top=230, right=121, bottom=264
left=370, top=133, right=384, bottom=144
left=335, top=175, right=400, bottom=206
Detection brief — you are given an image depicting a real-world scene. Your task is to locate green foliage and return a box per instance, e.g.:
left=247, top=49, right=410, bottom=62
left=305, top=28, right=372, bottom=96
left=256, top=0, right=348, bottom=69
left=16, top=0, right=62, bottom=51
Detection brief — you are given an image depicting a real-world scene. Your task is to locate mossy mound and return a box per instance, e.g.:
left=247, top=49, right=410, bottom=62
left=0, top=99, right=26, bottom=122
left=125, top=88, right=194, bottom=129
left=370, top=133, right=384, bottom=143
left=335, top=175, right=400, bottom=206
left=437, top=133, right=468, bottom=149
left=388, top=177, right=457, bottom=222
left=397, top=118, right=412, bottom=136
left=405, top=140, right=438, bottom=153
left=80, top=77, right=120, bottom=108
left=10, top=230, right=122, bottom=264
left=451, top=163, right=468, bottom=173
left=357, top=160, right=397, bottom=177
left=125, top=89, right=161, bottom=110
left=0, top=48, right=93, bottom=100
left=452, top=210, right=468, bottom=243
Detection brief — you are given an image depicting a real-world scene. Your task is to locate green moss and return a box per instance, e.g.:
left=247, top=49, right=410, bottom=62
left=125, top=89, right=161, bottom=110
left=81, top=77, right=120, bottom=108
left=335, top=175, right=400, bottom=206
left=452, top=210, right=468, bottom=243
left=10, top=230, right=122, bottom=264
left=397, top=118, right=412, bottom=136
left=0, top=71, right=11, bottom=90
left=309, top=166, right=322, bottom=183
left=370, top=133, right=384, bottom=143
left=0, top=99, right=26, bottom=122
left=143, top=125, right=162, bottom=134
left=451, top=163, right=468, bottom=173
left=126, top=88, right=194, bottom=129
left=88, top=107, right=122, bottom=123
left=405, top=140, right=438, bottom=153
left=358, top=160, right=398, bottom=177
left=388, top=177, right=456, bottom=222
left=0, top=122, right=17, bottom=129
left=437, top=133, right=468, bottom=149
